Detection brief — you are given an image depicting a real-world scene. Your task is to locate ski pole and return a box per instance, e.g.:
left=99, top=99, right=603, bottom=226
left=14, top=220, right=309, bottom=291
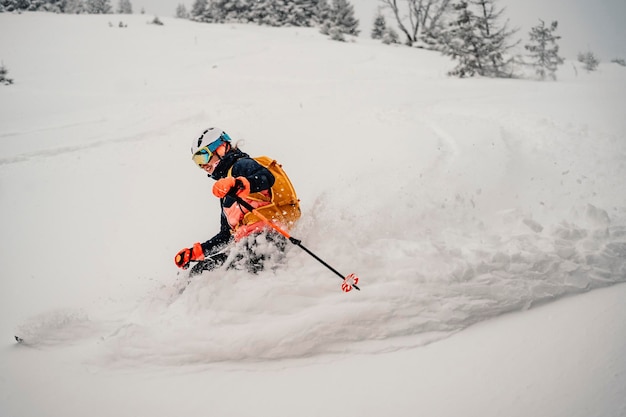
left=229, top=188, right=360, bottom=292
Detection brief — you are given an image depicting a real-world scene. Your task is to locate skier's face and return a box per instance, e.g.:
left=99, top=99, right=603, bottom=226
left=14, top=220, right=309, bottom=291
left=200, top=153, right=220, bottom=175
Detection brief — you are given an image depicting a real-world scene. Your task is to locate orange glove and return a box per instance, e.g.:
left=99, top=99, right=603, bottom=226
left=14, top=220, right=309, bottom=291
left=212, top=176, right=250, bottom=199
left=174, top=242, right=205, bottom=269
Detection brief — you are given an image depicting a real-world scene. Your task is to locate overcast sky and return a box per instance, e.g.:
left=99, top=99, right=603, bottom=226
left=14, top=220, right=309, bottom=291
left=138, top=0, right=625, bottom=60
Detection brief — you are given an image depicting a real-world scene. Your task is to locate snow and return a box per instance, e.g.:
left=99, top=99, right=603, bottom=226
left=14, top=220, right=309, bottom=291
left=1, top=12, right=626, bottom=417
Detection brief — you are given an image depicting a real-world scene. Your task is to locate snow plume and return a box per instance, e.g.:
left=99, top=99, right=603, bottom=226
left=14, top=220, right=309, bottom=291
left=15, top=309, right=105, bottom=347
left=99, top=92, right=626, bottom=367
left=97, top=204, right=626, bottom=367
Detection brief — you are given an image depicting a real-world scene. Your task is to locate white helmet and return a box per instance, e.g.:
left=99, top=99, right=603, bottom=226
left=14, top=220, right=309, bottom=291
left=191, top=127, right=232, bottom=155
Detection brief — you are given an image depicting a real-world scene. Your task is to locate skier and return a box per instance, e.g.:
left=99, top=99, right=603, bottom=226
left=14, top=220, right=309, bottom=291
left=174, top=127, right=300, bottom=276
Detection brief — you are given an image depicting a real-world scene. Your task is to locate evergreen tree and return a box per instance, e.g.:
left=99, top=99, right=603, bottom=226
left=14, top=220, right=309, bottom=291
left=85, top=0, right=112, bottom=13
left=371, top=11, right=386, bottom=40
left=283, top=0, right=317, bottom=26
left=41, top=0, right=65, bottom=12
left=314, top=0, right=331, bottom=25
left=442, top=1, right=482, bottom=77
left=320, top=0, right=359, bottom=39
left=181, top=0, right=334, bottom=28
left=479, top=0, right=518, bottom=76
left=269, top=0, right=294, bottom=26
left=382, top=26, right=399, bottom=44
left=0, top=62, right=14, bottom=85
left=175, top=3, right=189, bottom=18
left=577, top=50, right=600, bottom=72
left=525, top=20, right=564, bottom=80
left=249, top=0, right=289, bottom=27
left=64, top=0, right=85, bottom=13
left=198, top=0, right=223, bottom=23
left=190, top=0, right=208, bottom=20
left=371, top=10, right=399, bottom=44
left=442, top=0, right=517, bottom=78
left=203, top=0, right=227, bottom=22
left=117, top=0, right=132, bottom=13
left=334, top=0, right=358, bottom=35
left=207, top=0, right=249, bottom=23
left=248, top=0, right=268, bottom=24
left=28, top=0, right=45, bottom=11
left=0, top=0, right=27, bottom=12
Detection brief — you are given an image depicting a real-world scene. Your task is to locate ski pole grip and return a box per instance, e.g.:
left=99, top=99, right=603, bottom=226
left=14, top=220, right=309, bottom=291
left=234, top=178, right=245, bottom=193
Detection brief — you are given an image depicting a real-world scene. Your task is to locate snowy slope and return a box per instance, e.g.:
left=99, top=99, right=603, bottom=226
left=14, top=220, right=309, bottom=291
left=1, top=12, right=625, bottom=417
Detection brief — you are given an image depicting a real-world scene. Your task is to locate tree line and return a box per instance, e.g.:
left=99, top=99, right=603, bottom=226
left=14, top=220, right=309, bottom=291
left=0, top=0, right=132, bottom=14
left=178, top=0, right=359, bottom=41
left=178, top=0, right=583, bottom=79
left=371, top=0, right=595, bottom=80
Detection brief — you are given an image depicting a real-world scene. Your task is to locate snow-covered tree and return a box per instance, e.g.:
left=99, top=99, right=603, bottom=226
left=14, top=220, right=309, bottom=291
left=0, top=62, right=14, bottom=85
left=175, top=3, right=189, bottom=18
left=85, top=0, right=111, bottom=13
left=577, top=50, right=600, bottom=72
left=28, top=0, right=45, bottom=10
left=194, top=0, right=244, bottom=23
left=117, top=0, right=131, bottom=13
left=64, top=0, right=85, bottom=13
left=371, top=10, right=399, bottom=44
left=214, top=0, right=250, bottom=23
left=201, top=0, right=227, bottom=23
left=525, top=20, right=564, bottom=80
left=383, top=26, right=399, bottom=44
left=246, top=0, right=315, bottom=27
left=320, top=0, right=359, bottom=40
left=190, top=0, right=208, bottom=20
left=39, top=0, right=64, bottom=12
left=442, top=1, right=481, bottom=76
left=442, top=0, right=517, bottom=78
left=314, top=0, right=331, bottom=25
left=283, top=0, right=318, bottom=26
left=0, top=0, right=28, bottom=12
left=371, top=10, right=386, bottom=39
left=183, top=0, right=336, bottom=28
left=248, top=0, right=267, bottom=24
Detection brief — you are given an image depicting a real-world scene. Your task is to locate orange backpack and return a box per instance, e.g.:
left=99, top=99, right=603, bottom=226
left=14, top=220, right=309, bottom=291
left=235, top=156, right=301, bottom=230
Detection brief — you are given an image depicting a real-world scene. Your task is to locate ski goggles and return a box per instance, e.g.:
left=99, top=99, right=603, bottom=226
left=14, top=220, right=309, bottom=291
left=192, top=146, right=213, bottom=166
left=192, top=133, right=232, bottom=166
